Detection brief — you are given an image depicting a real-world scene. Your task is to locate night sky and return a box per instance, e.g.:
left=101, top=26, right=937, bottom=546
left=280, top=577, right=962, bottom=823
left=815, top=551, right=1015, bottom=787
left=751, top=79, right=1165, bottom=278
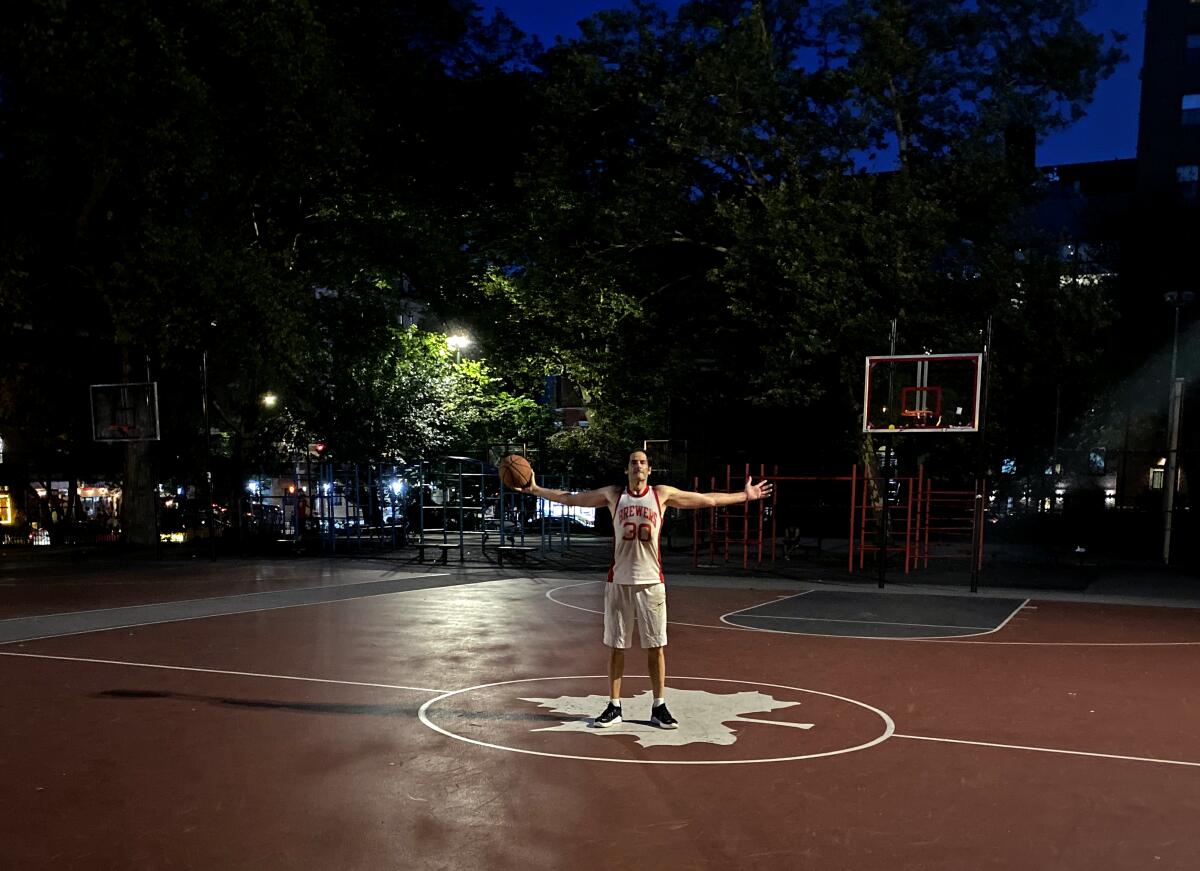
left=486, top=0, right=1145, bottom=168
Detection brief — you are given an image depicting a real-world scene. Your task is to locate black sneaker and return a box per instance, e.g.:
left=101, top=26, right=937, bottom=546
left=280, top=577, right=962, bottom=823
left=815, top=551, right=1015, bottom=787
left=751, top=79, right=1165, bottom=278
left=651, top=703, right=678, bottom=729
left=592, top=702, right=622, bottom=728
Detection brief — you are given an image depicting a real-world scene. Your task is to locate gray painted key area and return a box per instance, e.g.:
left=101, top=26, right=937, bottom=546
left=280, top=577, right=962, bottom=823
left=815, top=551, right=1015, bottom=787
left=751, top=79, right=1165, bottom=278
left=0, top=573, right=467, bottom=643
left=725, top=590, right=1026, bottom=638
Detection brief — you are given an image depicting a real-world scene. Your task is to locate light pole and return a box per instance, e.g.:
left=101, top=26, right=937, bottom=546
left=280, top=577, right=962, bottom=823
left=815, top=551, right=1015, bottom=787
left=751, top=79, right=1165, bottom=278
left=447, top=333, right=472, bottom=364
left=1162, top=290, right=1194, bottom=565
left=201, top=348, right=216, bottom=561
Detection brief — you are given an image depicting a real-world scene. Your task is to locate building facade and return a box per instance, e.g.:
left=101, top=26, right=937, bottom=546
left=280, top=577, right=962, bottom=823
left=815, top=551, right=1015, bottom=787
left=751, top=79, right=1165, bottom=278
left=1137, top=0, right=1200, bottom=202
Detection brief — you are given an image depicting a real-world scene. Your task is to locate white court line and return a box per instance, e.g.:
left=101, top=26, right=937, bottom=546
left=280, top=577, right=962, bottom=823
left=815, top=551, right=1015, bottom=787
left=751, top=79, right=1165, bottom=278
left=894, top=733, right=1200, bottom=769
left=923, top=639, right=1200, bottom=647
left=544, top=582, right=1200, bottom=645
left=0, top=650, right=449, bottom=695
left=734, top=614, right=995, bottom=631
left=720, top=590, right=814, bottom=621
left=544, top=581, right=769, bottom=634
left=6, top=646, right=1192, bottom=770
left=718, top=589, right=1031, bottom=641
left=418, top=674, right=895, bottom=766
left=552, top=581, right=1028, bottom=640
left=734, top=716, right=813, bottom=730
left=0, top=573, right=451, bottom=624
left=543, top=580, right=602, bottom=614
left=0, top=574, right=465, bottom=645
left=987, top=598, right=1030, bottom=635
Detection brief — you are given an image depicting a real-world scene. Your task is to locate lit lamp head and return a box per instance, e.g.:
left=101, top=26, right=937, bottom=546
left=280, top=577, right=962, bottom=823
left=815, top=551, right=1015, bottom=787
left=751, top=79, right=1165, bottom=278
left=447, top=333, right=472, bottom=363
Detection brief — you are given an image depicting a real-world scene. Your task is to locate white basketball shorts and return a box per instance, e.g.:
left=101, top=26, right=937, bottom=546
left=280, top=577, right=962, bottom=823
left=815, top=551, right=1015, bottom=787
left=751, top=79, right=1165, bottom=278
left=603, top=582, right=667, bottom=649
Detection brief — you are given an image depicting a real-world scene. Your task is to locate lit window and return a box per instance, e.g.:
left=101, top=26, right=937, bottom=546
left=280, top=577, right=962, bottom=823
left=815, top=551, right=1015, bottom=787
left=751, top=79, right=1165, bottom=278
left=1150, top=468, right=1165, bottom=490
left=0, top=494, right=11, bottom=525
left=1180, top=165, right=1200, bottom=200
left=1183, top=94, right=1200, bottom=126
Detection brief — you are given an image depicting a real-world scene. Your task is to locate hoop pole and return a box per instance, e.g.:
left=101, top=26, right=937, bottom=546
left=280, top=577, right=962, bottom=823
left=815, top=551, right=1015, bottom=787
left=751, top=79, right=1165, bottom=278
left=769, top=464, right=778, bottom=564
left=905, top=468, right=915, bottom=572
left=859, top=476, right=868, bottom=570
left=754, top=463, right=763, bottom=566
left=723, top=466, right=731, bottom=564
left=709, top=475, right=717, bottom=565
left=974, top=477, right=984, bottom=573
left=904, top=473, right=913, bottom=574
left=923, top=484, right=932, bottom=569
left=914, top=465, right=925, bottom=571
left=848, top=464, right=857, bottom=574
left=742, top=463, right=750, bottom=570
left=692, top=475, right=700, bottom=569
left=878, top=438, right=891, bottom=589
left=970, top=476, right=988, bottom=590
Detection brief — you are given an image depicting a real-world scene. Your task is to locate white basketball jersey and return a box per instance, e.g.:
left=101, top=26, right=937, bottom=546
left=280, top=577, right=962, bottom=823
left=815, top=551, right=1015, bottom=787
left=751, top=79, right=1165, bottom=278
left=608, top=485, right=664, bottom=584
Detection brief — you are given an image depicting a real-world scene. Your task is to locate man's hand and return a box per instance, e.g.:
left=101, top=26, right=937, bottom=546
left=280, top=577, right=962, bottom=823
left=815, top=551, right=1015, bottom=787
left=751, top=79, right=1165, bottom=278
left=517, top=471, right=538, bottom=494
left=745, top=476, right=774, bottom=502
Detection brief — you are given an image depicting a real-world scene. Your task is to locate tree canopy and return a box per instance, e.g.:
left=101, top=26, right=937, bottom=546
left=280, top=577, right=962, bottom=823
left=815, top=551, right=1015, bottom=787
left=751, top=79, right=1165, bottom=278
left=0, top=0, right=1129, bottom=522
left=466, top=0, right=1124, bottom=474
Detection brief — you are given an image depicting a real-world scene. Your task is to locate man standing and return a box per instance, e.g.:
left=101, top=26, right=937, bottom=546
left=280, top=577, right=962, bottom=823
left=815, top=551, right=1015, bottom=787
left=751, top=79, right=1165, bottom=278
left=522, top=450, right=773, bottom=729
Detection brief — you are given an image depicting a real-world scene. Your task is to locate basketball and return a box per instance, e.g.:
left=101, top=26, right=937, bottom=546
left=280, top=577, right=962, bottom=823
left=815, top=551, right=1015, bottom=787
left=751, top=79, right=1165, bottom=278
left=499, top=454, right=534, bottom=489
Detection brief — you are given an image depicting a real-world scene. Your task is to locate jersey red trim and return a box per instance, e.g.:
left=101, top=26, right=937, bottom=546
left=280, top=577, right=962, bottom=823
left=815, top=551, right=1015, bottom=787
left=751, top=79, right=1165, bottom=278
left=609, top=486, right=664, bottom=583
left=652, top=487, right=665, bottom=582
left=607, top=491, right=623, bottom=582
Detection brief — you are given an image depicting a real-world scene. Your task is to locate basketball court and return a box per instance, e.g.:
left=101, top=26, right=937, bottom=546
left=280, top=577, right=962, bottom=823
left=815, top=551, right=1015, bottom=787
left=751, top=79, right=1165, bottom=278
left=2, top=557, right=1198, bottom=869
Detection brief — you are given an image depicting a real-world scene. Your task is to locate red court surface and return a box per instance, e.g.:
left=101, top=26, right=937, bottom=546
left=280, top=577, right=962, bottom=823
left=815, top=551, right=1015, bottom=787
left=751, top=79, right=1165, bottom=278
left=2, top=561, right=1199, bottom=870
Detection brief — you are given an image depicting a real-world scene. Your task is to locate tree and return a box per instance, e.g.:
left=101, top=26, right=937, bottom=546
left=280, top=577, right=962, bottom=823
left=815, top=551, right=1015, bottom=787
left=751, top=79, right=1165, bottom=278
left=293, top=320, right=550, bottom=462
left=467, top=0, right=1124, bottom=475
left=0, top=0, right=535, bottom=541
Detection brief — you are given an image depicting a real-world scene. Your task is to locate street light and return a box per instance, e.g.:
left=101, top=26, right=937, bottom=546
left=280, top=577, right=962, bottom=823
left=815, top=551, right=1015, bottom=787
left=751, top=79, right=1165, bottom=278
left=200, top=346, right=215, bottom=561
left=261, top=392, right=278, bottom=409
left=447, top=333, right=472, bottom=363
left=1162, top=290, right=1194, bottom=565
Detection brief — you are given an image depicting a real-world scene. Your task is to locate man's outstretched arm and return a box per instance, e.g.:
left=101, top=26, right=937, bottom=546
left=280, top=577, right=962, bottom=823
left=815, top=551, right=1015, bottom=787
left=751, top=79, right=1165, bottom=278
left=658, top=476, right=773, bottom=510
left=520, top=472, right=614, bottom=508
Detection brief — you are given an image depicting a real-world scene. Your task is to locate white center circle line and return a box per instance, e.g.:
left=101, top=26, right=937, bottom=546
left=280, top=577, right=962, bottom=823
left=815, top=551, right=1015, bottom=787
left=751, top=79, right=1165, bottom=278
left=417, top=674, right=895, bottom=765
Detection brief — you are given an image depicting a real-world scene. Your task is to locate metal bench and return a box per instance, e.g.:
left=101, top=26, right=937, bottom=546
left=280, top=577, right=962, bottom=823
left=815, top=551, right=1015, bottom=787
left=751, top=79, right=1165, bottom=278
left=496, top=545, right=537, bottom=567
left=417, top=542, right=464, bottom=564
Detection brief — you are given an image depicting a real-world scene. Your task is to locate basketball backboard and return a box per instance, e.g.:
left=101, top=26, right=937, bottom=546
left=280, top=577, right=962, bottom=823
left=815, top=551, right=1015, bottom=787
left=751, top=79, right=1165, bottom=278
left=863, top=354, right=982, bottom=433
left=90, top=382, right=161, bottom=442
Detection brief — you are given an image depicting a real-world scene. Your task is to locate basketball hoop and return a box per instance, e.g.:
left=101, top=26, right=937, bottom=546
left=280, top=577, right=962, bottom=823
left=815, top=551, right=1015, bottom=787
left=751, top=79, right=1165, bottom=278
left=90, top=382, right=161, bottom=442
left=862, top=354, right=981, bottom=433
